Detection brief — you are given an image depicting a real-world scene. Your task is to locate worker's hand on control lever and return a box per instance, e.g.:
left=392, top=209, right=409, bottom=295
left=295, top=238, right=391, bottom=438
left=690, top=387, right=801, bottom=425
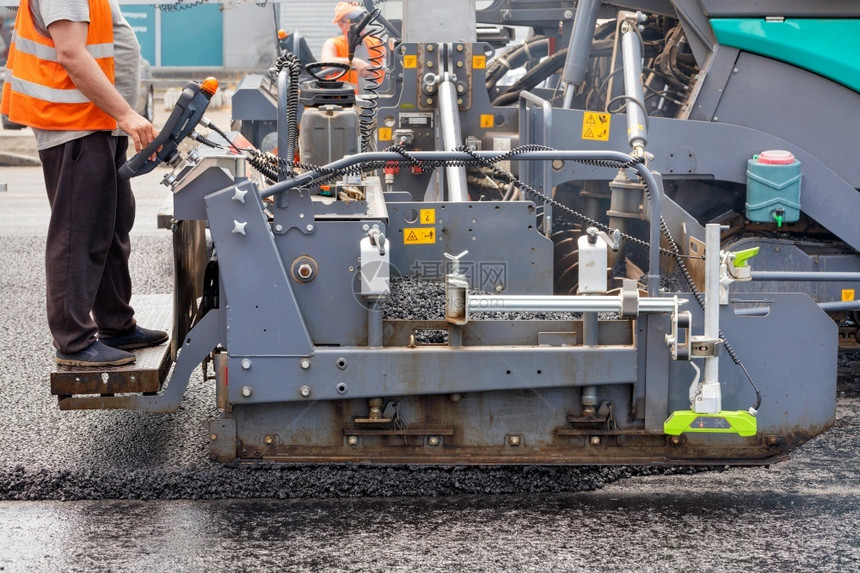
left=119, top=77, right=218, bottom=180
left=117, top=109, right=159, bottom=154
left=352, top=57, right=372, bottom=77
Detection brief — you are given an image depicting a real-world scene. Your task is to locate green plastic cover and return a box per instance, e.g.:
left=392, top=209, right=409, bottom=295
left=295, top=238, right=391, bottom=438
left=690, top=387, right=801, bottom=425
left=664, top=410, right=758, bottom=437
left=710, top=19, right=860, bottom=93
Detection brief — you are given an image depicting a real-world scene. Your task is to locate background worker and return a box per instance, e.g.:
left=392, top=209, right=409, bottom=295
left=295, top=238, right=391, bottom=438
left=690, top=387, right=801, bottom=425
left=1, top=0, right=168, bottom=367
left=320, top=1, right=385, bottom=91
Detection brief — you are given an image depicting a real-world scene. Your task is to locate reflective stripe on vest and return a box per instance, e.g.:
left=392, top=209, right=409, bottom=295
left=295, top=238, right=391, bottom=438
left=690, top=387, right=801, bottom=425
left=14, top=35, right=115, bottom=62
left=0, top=0, right=116, bottom=131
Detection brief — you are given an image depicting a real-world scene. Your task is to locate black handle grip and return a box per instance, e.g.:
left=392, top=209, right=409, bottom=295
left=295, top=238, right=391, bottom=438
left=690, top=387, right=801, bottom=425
left=347, top=9, right=379, bottom=61
left=119, top=80, right=214, bottom=180
left=305, top=61, right=351, bottom=82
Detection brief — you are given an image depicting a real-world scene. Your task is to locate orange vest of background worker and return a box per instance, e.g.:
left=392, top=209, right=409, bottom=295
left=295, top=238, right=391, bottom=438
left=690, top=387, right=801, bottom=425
left=320, top=2, right=385, bottom=91
left=1, top=0, right=116, bottom=131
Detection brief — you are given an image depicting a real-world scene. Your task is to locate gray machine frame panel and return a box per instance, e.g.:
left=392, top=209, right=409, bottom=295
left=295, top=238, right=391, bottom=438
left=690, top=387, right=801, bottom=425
left=668, top=292, right=837, bottom=435
left=386, top=200, right=554, bottom=293
left=726, top=238, right=860, bottom=304
left=273, top=219, right=386, bottom=346
left=375, top=41, right=521, bottom=200
left=225, top=344, right=639, bottom=404
left=705, top=51, right=860, bottom=189
left=205, top=181, right=314, bottom=357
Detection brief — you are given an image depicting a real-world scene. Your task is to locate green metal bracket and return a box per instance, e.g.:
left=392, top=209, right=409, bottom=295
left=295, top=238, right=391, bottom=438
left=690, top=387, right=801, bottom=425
left=664, top=410, right=757, bottom=437
left=732, top=247, right=760, bottom=268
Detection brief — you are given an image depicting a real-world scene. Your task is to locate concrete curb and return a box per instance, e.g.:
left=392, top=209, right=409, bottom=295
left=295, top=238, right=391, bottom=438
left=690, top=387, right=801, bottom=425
left=0, top=152, right=41, bottom=167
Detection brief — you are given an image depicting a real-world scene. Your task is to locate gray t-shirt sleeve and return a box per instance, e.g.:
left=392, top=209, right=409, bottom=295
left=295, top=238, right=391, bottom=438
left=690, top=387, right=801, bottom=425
left=33, top=0, right=91, bottom=30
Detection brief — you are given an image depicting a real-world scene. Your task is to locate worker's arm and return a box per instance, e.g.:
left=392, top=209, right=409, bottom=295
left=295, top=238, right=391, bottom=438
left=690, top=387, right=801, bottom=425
left=48, top=19, right=157, bottom=152
left=320, top=37, right=372, bottom=77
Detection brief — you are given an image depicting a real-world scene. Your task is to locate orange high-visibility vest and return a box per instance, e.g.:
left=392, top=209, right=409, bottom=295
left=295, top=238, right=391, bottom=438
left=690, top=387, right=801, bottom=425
left=331, top=34, right=385, bottom=89
left=1, top=0, right=116, bottom=131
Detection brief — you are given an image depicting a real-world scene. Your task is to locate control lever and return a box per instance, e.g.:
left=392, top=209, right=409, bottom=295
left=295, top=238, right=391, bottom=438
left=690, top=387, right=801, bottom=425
left=347, top=8, right=379, bottom=62
left=119, top=77, right=219, bottom=179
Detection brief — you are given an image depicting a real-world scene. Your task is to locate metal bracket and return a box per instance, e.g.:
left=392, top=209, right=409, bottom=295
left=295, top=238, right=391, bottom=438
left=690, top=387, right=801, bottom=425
left=417, top=43, right=473, bottom=111
left=619, top=278, right=639, bottom=318
left=208, top=418, right=238, bottom=462
left=272, top=188, right=316, bottom=235
left=665, top=303, right=693, bottom=361
left=689, top=336, right=720, bottom=357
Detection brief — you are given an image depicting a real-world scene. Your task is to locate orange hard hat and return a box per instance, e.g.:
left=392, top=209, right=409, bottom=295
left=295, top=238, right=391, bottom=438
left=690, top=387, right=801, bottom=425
left=333, top=1, right=365, bottom=23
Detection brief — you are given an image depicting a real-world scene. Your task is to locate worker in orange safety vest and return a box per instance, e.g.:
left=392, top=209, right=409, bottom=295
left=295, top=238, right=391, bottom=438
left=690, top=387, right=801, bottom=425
left=1, top=0, right=168, bottom=367
left=320, top=1, right=386, bottom=91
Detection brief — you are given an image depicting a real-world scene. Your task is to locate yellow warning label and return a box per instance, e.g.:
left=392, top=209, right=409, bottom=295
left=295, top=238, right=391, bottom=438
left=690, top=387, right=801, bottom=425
left=582, top=112, right=611, bottom=141
left=403, top=55, right=418, bottom=68
left=480, top=114, right=495, bottom=128
left=419, top=208, right=435, bottom=224
left=404, top=227, right=436, bottom=245
left=843, top=289, right=856, bottom=302
left=472, top=55, right=486, bottom=69
left=378, top=127, right=392, bottom=141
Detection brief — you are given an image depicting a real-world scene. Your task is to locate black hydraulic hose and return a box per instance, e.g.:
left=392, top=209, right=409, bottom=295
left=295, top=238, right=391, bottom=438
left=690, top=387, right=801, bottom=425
left=491, top=40, right=614, bottom=107
left=485, top=36, right=550, bottom=90
left=492, top=49, right=569, bottom=106
left=594, top=19, right=616, bottom=40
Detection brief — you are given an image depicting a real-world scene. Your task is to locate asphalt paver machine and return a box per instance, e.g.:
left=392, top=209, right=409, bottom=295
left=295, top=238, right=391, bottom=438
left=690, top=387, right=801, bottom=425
left=53, top=0, right=859, bottom=465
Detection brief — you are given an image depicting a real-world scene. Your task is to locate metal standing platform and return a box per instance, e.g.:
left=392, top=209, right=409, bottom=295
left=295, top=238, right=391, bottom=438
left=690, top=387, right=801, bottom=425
left=52, top=294, right=173, bottom=401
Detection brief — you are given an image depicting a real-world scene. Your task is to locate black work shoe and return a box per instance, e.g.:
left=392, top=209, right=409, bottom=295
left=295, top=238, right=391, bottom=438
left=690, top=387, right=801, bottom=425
left=99, top=325, right=169, bottom=351
left=55, top=341, right=136, bottom=367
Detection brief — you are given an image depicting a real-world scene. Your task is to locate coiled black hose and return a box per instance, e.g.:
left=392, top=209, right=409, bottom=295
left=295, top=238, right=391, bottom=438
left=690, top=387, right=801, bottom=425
left=357, top=13, right=385, bottom=153
left=269, top=52, right=302, bottom=168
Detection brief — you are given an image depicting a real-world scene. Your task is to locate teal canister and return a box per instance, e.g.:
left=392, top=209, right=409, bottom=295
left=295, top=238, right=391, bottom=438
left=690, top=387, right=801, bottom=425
left=745, top=149, right=801, bottom=227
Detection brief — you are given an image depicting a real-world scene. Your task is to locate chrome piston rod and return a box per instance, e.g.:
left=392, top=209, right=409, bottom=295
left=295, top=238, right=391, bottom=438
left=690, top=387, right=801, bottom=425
left=437, top=73, right=469, bottom=202
left=468, top=294, right=680, bottom=314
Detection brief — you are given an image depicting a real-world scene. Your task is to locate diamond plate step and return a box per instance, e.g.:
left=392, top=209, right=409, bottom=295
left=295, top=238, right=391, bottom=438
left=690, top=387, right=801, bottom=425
left=51, top=294, right=173, bottom=396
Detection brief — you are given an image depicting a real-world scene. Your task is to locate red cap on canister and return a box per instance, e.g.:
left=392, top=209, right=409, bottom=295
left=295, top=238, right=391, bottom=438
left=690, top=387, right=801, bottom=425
left=757, top=150, right=795, bottom=165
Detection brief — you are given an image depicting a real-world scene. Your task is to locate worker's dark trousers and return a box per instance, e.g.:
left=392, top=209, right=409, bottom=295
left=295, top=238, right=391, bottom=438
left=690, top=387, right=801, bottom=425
left=39, top=132, right=137, bottom=354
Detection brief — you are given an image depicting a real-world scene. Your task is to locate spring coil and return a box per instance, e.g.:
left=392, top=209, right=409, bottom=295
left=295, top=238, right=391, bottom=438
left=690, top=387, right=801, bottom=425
left=357, top=15, right=386, bottom=153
